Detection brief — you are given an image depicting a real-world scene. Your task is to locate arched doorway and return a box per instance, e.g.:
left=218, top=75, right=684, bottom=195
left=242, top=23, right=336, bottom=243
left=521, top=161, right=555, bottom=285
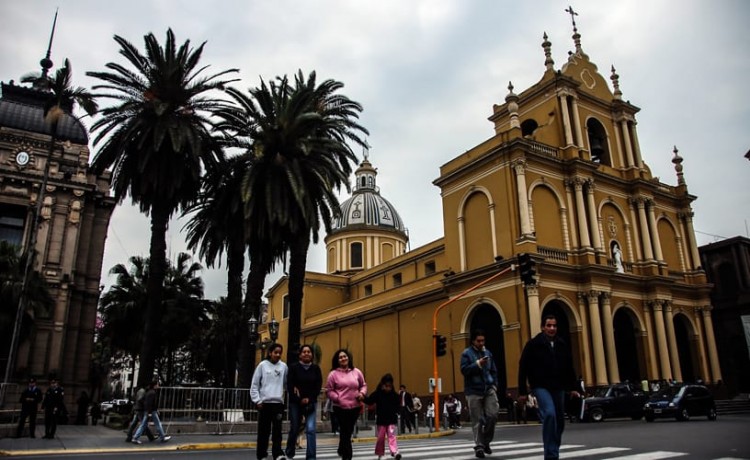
left=540, top=300, right=582, bottom=379
left=674, top=314, right=696, bottom=382
left=469, top=303, right=507, bottom=390
left=613, top=308, right=641, bottom=383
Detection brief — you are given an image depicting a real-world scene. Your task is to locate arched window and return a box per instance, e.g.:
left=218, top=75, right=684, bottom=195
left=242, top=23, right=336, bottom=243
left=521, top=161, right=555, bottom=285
left=586, top=118, right=611, bottom=166
left=350, top=242, right=363, bottom=268
left=521, top=119, right=538, bottom=137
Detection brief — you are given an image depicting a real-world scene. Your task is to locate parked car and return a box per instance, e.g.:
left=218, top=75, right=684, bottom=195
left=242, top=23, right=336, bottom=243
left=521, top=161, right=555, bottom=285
left=581, top=382, right=648, bottom=422
left=100, top=399, right=131, bottom=415
left=643, top=384, right=717, bottom=422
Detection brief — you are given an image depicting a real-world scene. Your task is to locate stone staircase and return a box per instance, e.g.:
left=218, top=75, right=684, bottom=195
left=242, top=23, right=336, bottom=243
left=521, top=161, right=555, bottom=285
left=716, top=395, right=750, bottom=415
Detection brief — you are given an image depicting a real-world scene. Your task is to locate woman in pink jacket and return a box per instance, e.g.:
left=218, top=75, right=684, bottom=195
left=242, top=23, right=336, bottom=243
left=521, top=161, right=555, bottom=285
left=326, top=349, right=367, bottom=460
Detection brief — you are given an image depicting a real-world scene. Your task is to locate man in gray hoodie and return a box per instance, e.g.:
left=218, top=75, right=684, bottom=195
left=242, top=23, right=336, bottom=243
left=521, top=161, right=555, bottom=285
left=251, top=343, right=288, bottom=460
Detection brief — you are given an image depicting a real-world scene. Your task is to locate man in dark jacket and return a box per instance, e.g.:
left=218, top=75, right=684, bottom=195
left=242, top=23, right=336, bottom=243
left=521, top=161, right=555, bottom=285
left=398, top=385, right=414, bottom=434
left=16, top=378, right=43, bottom=438
left=460, top=329, right=500, bottom=458
left=42, top=379, right=65, bottom=439
left=132, top=380, right=171, bottom=444
left=518, top=315, right=581, bottom=460
left=125, top=385, right=155, bottom=442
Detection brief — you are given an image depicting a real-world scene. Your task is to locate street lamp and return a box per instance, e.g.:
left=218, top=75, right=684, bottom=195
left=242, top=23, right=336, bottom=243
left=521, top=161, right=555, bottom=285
left=248, top=314, right=259, bottom=344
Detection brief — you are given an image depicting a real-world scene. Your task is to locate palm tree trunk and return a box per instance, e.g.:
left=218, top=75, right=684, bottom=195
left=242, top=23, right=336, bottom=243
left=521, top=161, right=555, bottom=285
left=238, top=249, right=270, bottom=388
left=138, top=201, right=170, bottom=388
left=223, top=236, right=244, bottom=388
left=286, top=236, right=310, bottom=367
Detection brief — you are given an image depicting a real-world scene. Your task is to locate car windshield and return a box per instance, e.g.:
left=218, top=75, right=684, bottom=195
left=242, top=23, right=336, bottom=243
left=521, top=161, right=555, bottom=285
left=654, top=386, right=684, bottom=399
left=593, top=387, right=610, bottom=397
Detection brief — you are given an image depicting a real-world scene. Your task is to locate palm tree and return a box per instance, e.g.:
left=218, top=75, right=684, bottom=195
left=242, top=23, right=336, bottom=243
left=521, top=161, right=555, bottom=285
left=160, top=252, right=208, bottom=383
left=99, top=256, right=149, bottom=363
left=182, top=155, right=249, bottom=387
left=87, top=29, right=238, bottom=387
left=0, top=242, right=53, bottom=374
left=217, top=71, right=367, bottom=365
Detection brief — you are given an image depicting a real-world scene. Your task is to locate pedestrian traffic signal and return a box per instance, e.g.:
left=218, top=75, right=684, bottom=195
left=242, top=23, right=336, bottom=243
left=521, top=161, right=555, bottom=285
left=518, top=252, right=537, bottom=285
left=435, top=334, right=448, bottom=357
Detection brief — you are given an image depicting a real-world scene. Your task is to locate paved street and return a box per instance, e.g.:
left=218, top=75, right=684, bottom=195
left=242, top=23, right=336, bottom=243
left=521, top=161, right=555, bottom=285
left=1, top=415, right=749, bottom=459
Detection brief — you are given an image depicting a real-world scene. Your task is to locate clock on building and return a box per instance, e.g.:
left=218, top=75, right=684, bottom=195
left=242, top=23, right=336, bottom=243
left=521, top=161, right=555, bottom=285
left=15, top=151, right=30, bottom=166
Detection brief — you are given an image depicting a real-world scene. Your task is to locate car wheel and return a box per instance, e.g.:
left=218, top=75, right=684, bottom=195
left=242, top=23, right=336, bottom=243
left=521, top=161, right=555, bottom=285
left=645, top=415, right=655, bottom=422
left=707, top=407, right=717, bottom=421
left=590, top=408, right=605, bottom=422
left=677, top=408, right=690, bottom=421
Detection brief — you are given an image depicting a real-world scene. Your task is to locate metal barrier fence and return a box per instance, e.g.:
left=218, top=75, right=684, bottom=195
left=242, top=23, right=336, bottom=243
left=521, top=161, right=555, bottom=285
left=155, top=386, right=257, bottom=434
left=155, top=387, right=369, bottom=435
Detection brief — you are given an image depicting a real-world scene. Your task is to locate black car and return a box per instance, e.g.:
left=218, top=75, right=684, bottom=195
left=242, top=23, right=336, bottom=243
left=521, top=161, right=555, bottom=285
left=643, top=384, right=717, bottom=422
left=581, top=383, right=648, bottom=422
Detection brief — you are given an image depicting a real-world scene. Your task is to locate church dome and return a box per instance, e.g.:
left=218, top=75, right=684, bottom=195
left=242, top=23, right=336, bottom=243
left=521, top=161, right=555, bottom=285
left=330, top=157, right=407, bottom=237
left=0, top=82, right=89, bottom=144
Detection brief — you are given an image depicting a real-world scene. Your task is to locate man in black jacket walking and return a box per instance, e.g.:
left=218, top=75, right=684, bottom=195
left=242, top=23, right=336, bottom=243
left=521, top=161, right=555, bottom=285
left=518, top=315, right=581, bottom=460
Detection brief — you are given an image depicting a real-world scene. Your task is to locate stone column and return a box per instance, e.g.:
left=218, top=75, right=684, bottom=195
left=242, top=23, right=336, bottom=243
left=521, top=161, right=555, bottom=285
left=701, top=306, right=723, bottom=383
left=587, top=291, right=608, bottom=385
left=564, top=180, right=579, bottom=249
left=621, top=119, right=635, bottom=167
left=646, top=199, right=664, bottom=262
left=600, top=292, right=620, bottom=383
left=663, top=301, right=683, bottom=382
left=577, top=292, right=593, bottom=385
left=651, top=300, right=672, bottom=380
left=561, top=208, right=572, bottom=251
left=694, top=309, right=710, bottom=384
left=458, top=215, right=466, bottom=271
left=637, top=198, right=654, bottom=260
left=571, top=97, right=584, bottom=147
left=681, top=211, right=701, bottom=270
left=642, top=302, right=659, bottom=378
left=574, top=178, right=591, bottom=248
left=585, top=180, right=603, bottom=252
left=612, top=120, right=626, bottom=167
left=628, top=199, right=643, bottom=261
left=514, top=160, right=533, bottom=238
left=526, top=284, right=541, bottom=338
left=559, top=94, right=574, bottom=146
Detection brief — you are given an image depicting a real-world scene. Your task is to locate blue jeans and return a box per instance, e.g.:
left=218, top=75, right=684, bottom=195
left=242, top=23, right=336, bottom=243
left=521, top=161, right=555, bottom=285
left=532, top=388, right=566, bottom=460
left=133, top=411, right=167, bottom=441
left=286, top=401, right=317, bottom=459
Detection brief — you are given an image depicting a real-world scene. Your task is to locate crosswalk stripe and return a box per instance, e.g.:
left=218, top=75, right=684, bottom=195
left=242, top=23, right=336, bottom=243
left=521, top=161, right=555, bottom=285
left=314, top=438, right=691, bottom=460
left=512, top=447, right=630, bottom=460
left=604, top=451, right=688, bottom=459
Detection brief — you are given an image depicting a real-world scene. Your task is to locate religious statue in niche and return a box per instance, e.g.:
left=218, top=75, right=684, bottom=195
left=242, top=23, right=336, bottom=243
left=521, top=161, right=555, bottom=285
left=611, top=242, right=624, bottom=273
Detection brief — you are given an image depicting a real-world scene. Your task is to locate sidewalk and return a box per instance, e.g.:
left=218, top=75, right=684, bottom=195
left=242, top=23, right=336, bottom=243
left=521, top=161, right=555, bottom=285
left=0, top=424, right=455, bottom=456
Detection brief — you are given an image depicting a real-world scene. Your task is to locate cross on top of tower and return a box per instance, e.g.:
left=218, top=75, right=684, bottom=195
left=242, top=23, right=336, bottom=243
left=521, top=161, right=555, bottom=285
left=363, top=138, right=371, bottom=161
left=565, top=5, right=578, bottom=31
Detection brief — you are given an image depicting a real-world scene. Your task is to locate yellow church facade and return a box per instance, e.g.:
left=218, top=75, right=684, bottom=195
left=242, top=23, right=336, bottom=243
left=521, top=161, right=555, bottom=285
left=264, top=26, right=722, bottom=396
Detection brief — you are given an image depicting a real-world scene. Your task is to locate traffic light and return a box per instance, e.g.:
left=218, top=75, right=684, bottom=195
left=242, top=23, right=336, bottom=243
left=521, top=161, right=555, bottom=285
left=435, top=334, right=448, bottom=357
left=518, top=252, right=537, bottom=285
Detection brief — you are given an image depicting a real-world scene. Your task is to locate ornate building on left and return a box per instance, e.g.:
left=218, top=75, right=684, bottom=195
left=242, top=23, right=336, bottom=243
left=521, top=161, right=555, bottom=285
left=0, top=57, right=115, bottom=401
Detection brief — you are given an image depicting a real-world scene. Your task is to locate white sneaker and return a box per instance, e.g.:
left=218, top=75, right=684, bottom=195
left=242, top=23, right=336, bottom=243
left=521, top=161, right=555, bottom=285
left=161, top=436, right=172, bottom=442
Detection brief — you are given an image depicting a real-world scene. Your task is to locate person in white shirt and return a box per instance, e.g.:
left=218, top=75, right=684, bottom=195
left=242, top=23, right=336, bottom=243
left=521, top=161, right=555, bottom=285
left=251, top=343, right=288, bottom=460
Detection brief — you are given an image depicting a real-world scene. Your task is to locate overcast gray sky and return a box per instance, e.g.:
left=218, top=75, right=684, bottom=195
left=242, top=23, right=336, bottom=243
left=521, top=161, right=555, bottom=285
left=2, top=0, right=748, bottom=300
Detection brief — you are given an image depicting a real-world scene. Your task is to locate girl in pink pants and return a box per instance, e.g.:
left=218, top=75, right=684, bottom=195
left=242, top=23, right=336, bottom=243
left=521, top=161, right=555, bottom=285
left=365, top=374, right=402, bottom=460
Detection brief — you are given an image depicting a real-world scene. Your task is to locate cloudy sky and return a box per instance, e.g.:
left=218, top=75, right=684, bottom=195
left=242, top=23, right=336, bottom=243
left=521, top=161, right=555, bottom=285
left=2, top=0, right=748, bottom=300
